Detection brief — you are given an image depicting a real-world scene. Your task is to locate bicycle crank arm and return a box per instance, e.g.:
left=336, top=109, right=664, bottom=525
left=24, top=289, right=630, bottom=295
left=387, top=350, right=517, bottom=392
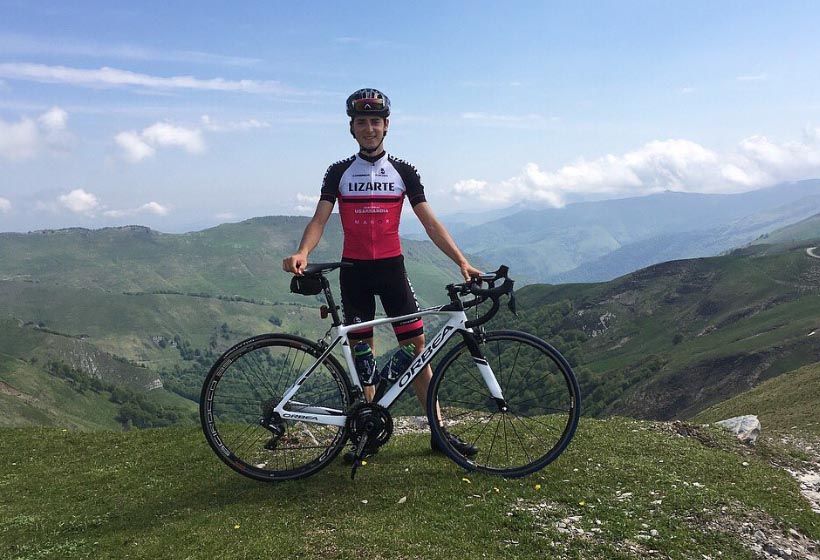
left=350, top=433, right=371, bottom=481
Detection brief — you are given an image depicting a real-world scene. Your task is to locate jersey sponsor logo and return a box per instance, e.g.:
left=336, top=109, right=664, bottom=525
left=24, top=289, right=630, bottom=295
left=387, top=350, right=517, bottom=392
left=354, top=207, right=389, bottom=214
left=347, top=181, right=396, bottom=192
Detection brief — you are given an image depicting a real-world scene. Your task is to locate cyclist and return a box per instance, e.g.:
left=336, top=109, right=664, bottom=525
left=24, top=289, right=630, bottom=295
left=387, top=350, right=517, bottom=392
left=282, top=88, right=480, bottom=461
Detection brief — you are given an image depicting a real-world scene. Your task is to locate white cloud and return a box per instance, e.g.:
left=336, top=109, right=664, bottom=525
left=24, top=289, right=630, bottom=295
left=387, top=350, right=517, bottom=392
left=115, top=122, right=202, bottom=162
left=454, top=129, right=820, bottom=207
left=116, top=117, right=265, bottom=163
left=681, top=87, right=696, bottom=94
left=115, top=131, right=155, bottom=162
left=138, top=202, right=170, bottom=215
left=103, top=201, right=170, bottom=218
left=0, top=33, right=260, bottom=66
left=0, top=115, right=39, bottom=159
left=59, top=189, right=100, bottom=214
left=294, top=193, right=319, bottom=214
left=0, top=197, right=11, bottom=213
left=0, top=62, right=296, bottom=94
left=200, top=115, right=269, bottom=132
left=142, top=122, right=204, bottom=153
left=38, top=106, right=68, bottom=131
left=0, top=106, right=72, bottom=159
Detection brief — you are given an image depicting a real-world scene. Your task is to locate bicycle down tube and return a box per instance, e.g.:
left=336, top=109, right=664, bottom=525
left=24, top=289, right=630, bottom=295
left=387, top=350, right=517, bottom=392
left=273, top=306, right=506, bottom=426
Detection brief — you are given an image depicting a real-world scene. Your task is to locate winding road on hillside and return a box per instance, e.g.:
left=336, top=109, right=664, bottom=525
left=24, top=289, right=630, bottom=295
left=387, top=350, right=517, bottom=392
left=807, top=247, right=820, bottom=259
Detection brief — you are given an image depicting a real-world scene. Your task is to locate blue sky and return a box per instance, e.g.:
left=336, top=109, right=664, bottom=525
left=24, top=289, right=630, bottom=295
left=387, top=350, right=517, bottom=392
left=2, top=1, right=820, bottom=232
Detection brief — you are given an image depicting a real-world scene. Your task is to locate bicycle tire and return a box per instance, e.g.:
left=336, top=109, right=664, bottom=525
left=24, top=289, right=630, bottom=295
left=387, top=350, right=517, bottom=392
left=427, top=330, right=580, bottom=478
left=200, top=333, right=354, bottom=482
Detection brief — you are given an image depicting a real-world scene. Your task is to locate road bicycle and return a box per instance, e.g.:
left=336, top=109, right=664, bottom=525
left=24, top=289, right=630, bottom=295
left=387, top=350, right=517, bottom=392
left=200, top=263, right=580, bottom=482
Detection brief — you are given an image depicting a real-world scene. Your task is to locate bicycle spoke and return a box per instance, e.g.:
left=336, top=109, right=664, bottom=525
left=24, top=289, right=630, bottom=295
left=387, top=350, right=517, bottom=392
left=431, top=331, right=579, bottom=477
left=202, top=335, right=351, bottom=481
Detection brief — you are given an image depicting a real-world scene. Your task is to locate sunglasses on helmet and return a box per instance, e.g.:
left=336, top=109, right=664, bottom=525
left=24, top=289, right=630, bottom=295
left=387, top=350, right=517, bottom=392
left=352, top=98, right=385, bottom=112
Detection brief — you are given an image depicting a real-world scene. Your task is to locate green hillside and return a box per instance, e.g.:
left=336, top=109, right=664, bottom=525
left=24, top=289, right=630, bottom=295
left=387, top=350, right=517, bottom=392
left=694, top=362, right=820, bottom=437
left=3, top=215, right=820, bottom=429
left=0, top=349, right=198, bottom=431
left=0, top=217, right=479, bottom=428
left=506, top=242, right=820, bottom=420
left=0, top=216, right=465, bottom=306
left=756, top=212, right=820, bottom=246
left=1, top=420, right=816, bottom=559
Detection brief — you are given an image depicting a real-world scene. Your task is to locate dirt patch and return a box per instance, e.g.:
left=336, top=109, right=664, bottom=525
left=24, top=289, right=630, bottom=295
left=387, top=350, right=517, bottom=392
left=703, top=509, right=819, bottom=560
left=0, top=381, right=39, bottom=405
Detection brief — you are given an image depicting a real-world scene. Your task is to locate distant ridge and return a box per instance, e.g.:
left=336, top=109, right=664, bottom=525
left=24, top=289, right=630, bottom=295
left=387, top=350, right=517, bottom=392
left=450, top=179, right=820, bottom=283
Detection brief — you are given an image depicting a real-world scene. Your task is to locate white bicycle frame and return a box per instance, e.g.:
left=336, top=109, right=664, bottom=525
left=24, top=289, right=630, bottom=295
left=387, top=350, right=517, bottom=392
left=272, top=304, right=506, bottom=428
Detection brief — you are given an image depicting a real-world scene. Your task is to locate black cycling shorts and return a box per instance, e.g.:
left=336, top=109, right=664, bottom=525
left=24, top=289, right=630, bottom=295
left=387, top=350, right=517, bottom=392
left=339, top=255, right=424, bottom=342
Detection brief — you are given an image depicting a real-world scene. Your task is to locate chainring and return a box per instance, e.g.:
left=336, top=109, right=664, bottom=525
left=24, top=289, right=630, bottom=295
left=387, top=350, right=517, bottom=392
left=345, top=403, right=393, bottom=449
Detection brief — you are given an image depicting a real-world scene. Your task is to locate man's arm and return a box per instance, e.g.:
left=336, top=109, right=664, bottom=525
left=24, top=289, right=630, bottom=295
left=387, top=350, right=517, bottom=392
left=282, top=200, right=334, bottom=274
left=413, top=201, right=481, bottom=281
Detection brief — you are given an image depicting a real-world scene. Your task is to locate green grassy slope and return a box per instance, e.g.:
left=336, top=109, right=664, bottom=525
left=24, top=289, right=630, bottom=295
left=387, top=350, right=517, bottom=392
left=0, top=216, right=482, bottom=428
left=0, top=216, right=467, bottom=307
left=1, top=419, right=816, bottom=559
left=694, top=362, right=820, bottom=437
left=507, top=243, right=820, bottom=420
left=0, top=353, right=121, bottom=430
left=0, top=351, right=198, bottom=431
left=755, top=212, right=820, bottom=246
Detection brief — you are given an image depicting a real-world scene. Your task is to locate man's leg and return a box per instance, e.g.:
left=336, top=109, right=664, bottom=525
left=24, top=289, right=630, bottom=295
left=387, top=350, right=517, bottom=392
left=358, top=336, right=377, bottom=402
left=402, top=333, right=433, bottom=413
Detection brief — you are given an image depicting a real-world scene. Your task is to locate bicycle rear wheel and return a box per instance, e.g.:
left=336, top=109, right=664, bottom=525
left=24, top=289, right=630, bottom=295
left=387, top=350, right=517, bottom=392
left=427, top=330, right=580, bottom=478
left=200, top=334, right=353, bottom=482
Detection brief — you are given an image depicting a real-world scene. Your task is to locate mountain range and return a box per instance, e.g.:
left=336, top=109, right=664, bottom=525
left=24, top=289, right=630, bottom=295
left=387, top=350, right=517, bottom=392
left=1, top=189, right=820, bottom=429
left=440, top=179, right=820, bottom=283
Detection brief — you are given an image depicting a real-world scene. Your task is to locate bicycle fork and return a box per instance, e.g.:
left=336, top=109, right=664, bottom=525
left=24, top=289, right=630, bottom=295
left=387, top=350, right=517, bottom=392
left=461, top=332, right=509, bottom=412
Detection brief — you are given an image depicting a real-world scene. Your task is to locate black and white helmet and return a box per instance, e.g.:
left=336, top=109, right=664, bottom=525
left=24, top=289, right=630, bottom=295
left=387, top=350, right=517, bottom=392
left=346, top=88, right=391, bottom=118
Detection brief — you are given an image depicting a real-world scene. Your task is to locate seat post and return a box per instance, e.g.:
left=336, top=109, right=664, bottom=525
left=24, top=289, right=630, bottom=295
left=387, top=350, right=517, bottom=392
left=320, top=276, right=343, bottom=326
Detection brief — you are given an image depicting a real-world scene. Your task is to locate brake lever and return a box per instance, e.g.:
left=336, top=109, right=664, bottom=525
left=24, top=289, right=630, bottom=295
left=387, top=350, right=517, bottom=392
left=508, top=291, right=517, bottom=316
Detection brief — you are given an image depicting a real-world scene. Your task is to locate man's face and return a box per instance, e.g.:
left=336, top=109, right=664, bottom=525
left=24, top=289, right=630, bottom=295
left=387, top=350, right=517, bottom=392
left=352, top=116, right=388, bottom=152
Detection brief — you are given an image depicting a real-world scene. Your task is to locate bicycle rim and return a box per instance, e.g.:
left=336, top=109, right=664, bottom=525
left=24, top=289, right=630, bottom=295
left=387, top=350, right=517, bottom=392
left=200, top=334, right=352, bottom=482
left=428, top=330, right=580, bottom=478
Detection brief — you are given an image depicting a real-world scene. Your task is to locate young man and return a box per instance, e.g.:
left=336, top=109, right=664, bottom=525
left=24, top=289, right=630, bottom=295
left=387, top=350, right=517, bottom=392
left=282, top=88, right=480, bottom=461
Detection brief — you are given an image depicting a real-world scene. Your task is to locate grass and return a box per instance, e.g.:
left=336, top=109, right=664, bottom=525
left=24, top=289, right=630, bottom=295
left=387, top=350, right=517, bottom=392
left=694, top=362, right=820, bottom=438
left=1, top=418, right=817, bottom=559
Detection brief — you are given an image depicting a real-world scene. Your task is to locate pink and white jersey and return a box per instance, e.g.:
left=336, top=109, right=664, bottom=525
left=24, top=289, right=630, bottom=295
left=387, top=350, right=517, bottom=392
left=320, top=151, right=427, bottom=260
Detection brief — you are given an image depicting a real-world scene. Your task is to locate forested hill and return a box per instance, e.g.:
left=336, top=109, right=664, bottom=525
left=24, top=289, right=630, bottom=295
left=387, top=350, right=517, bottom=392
left=507, top=239, right=820, bottom=420
left=0, top=215, right=465, bottom=306
left=0, top=216, right=470, bottom=430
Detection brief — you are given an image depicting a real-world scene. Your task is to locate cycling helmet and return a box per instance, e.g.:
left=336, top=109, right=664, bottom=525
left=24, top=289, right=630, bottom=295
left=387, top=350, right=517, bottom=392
left=346, top=88, right=391, bottom=118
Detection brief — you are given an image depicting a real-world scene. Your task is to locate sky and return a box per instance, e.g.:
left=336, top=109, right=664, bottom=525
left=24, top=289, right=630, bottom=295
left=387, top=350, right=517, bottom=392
left=1, top=1, right=820, bottom=233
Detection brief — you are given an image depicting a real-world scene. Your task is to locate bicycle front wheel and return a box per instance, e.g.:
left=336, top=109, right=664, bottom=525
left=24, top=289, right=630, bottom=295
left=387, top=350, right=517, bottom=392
left=200, top=333, right=353, bottom=482
left=428, top=330, right=580, bottom=478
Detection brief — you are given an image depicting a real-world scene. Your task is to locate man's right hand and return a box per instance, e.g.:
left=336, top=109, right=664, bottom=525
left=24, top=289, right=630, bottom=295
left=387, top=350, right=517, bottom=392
left=282, top=253, right=308, bottom=275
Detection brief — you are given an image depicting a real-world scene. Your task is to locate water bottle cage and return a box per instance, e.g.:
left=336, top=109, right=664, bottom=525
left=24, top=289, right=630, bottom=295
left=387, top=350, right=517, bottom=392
left=356, top=360, right=378, bottom=386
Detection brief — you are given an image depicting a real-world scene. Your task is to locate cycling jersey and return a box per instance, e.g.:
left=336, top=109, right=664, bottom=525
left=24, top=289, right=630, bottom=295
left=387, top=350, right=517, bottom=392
left=320, top=151, right=427, bottom=260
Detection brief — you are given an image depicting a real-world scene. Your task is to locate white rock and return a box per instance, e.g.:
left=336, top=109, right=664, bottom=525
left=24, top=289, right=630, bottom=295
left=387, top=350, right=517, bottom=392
left=715, top=415, right=761, bottom=444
